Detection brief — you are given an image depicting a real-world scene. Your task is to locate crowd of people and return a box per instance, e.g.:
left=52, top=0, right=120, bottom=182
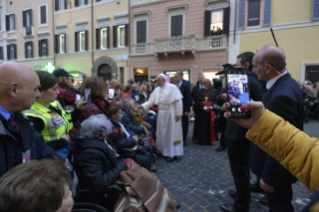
left=0, top=45, right=319, bottom=212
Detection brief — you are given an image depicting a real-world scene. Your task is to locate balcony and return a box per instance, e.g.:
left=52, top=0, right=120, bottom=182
left=130, top=35, right=227, bottom=60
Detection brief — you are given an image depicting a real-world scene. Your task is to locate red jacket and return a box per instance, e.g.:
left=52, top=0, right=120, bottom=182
left=70, top=98, right=122, bottom=150
left=57, top=82, right=77, bottom=107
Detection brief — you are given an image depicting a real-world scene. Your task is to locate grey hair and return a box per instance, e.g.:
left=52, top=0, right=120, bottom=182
left=110, top=79, right=118, bottom=83
left=123, top=98, right=135, bottom=108
left=80, top=114, right=113, bottom=139
left=157, top=74, right=166, bottom=80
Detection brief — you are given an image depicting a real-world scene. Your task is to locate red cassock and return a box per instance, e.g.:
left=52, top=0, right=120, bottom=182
left=201, top=100, right=216, bottom=141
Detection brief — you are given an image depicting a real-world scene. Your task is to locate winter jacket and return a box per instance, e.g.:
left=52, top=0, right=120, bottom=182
left=110, top=119, right=137, bottom=150
left=70, top=99, right=122, bottom=149
left=246, top=109, right=319, bottom=192
left=121, top=107, right=145, bottom=135
left=57, top=82, right=77, bottom=107
left=0, top=112, right=61, bottom=177
left=73, top=137, right=127, bottom=190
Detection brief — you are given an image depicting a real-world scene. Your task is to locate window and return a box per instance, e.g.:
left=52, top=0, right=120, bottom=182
left=60, top=34, right=65, bottom=53
left=55, top=0, right=67, bottom=11
left=25, top=42, right=33, bottom=58
left=96, top=27, right=109, bottom=50
left=75, top=31, right=88, bottom=52
left=40, top=5, right=47, bottom=24
left=136, top=20, right=147, bottom=44
left=171, top=15, right=183, bottom=37
left=0, top=47, right=3, bottom=60
left=39, top=39, right=48, bottom=57
left=75, top=0, right=87, bottom=7
left=204, top=7, right=230, bottom=37
left=312, top=0, right=319, bottom=20
left=237, top=0, right=272, bottom=29
left=55, top=34, right=67, bottom=54
left=23, top=10, right=33, bottom=35
left=118, top=25, right=125, bottom=47
left=101, top=28, right=107, bottom=49
left=7, top=44, right=17, bottom=60
left=6, top=14, right=15, bottom=31
left=113, top=25, right=128, bottom=48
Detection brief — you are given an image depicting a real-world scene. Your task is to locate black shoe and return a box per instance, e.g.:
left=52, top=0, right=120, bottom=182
left=220, top=204, right=248, bottom=212
left=166, top=157, right=174, bottom=162
left=258, top=195, right=269, bottom=207
left=228, top=190, right=236, bottom=200
left=250, top=182, right=265, bottom=194
left=216, top=146, right=225, bottom=152
left=150, top=164, right=157, bottom=172
left=175, top=200, right=181, bottom=210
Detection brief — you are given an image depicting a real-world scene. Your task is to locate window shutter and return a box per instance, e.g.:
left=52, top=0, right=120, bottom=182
left=96, top=28, right=100, bottom=50
left=223, top=6, right=230, bottom=35
left=171, top=15, right=183, bottom=37
left=262, top=0, right=272, bottom=26
left=107, top=27, right=110, bottom=48
left=75, top=32, right=79, bottom=52
left=313, top=0, right=319, bottom=20
left=85, top=30, right=88, bottom=51
left=41, top=6, right=46, bottom=24
left=23, top=11, right=26, bottom=27
left=238, top=0, right=246, bottom=29
left=14, top=44, right=17, bottom=59
left=39, top=40, right=42, bottom=57
left=6, top=15, right=9, bottom=31
left=29, top=10, right=33, bottom=26
left=136, top=21, right=146, bottom=44
left=204, top=10, right=211, bottom=37
left=125, top=24, right=129, bottom=47
left=55, top=35, right=59, bottom=53
left=113, top=25, right=118, bottom=48
left=7, top=45, right=10, bottom=60
left=31, top=42, right=34, bottom=58
left=85, top=0, right=88, bottom=5
left=45, top=39, right=48, bottom=56
left=64, top=34, right=67, bottom=53
left=75, top=0, right=79, bottom=7
left=55, top=0, right=59, bottom=11
left=13, top=14, right=15, bottom=30
left=0, top=47, right=3, bottom=60
left=25, top=43, right=28, bottom=58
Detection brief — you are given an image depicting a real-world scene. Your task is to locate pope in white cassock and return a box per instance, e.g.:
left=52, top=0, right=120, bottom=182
left=141, top=74, right=184, bottom=162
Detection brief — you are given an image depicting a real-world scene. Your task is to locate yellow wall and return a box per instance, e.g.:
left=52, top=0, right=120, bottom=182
left=240, top=26, right=319, bottom=81
left=272, top=0, right=313, bottom=25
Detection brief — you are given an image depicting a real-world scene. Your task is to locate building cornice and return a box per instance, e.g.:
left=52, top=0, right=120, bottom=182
left=97, top=16, right=110, bottom=22
left=54, top=0, right=116, bottom=15
left=56, top=24, right=67, bottom=29
left=75, top=21, right=88, bottom=25
left=37, top=32, right=50, bottom=37
left=166, top=4, right=188, bottom=13
left=130, top=0, right=171, bottom=8
left=132, top=10, right=150, bottom=17
left=114, top=13, right=129, bottom=19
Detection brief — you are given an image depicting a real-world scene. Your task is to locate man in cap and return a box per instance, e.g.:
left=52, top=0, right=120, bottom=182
left=53, top=69, right=77, bottom=108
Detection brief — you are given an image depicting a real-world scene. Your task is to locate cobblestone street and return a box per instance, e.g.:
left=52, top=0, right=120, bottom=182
left=154, top=120, right=318, bottom=212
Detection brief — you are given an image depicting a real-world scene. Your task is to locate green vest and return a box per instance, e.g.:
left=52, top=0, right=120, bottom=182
left=24, top=101, right=73, bottom=142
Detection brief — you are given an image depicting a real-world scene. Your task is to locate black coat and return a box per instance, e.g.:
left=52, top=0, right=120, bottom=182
left=139, top=92, right=148, bottom=104
left=178, top=80, right=191, bottom=113
left=191, top=82, right=203, bottom=112
left=0, top=113, right=60, bottom=177
left=225, top=73, right=264, bottom=142
left=250, top=73, right=304, bottom=186
left=121, top=107, right=145, bottom=135
left=110, top=119, right=137, bottom=150
left=73, top=137, right=127, bottom=190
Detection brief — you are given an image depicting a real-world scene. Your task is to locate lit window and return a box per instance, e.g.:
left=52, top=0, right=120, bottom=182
left=60, top=0, right=65, bottom=10
left=79, top=31, right=86, bottom=51
left=10, top=46, right=14, bottom=59
left=100, top=28, right=107, bottom=49
left=59, top=34, right=65, bottom=53
left=79, top=0, right=85, bottom=6
left=9, top=15, right=14, bottom=31
left=117, top=25, right=125, bottom=47
left=27, top=44, right=32, bottom=58
left=42, top=43, right=47, bottom=56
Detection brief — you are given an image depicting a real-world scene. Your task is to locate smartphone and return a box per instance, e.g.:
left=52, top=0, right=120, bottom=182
left=226, top=68, right=251, bottom=118
left=108, top=88, right=115, bottom=100
left=84, top=89, right=91, bottom=105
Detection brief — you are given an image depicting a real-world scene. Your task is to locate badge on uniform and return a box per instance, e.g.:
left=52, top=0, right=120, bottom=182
left=51, top=114, right=65, bottom=129
left=22, top=149, right=30, bottom=163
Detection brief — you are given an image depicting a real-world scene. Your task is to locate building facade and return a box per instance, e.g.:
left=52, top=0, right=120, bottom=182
left=54, top=0, right=129, bottom=83
left=0, top=0, right=54, bottom=70
left=129, top=0, right=232, bottom=85
left=229, top=0, right=319, bottom=82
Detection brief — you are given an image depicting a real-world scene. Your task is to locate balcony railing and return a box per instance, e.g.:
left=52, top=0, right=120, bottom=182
left=130, top=35, right=227, bottom=57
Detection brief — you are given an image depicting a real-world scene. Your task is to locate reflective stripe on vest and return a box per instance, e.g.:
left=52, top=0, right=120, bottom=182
left=23, top=101, right=73, bottom=142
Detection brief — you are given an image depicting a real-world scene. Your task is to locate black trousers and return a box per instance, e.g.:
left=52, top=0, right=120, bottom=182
left=120, top=151, right=151, bottom=171
left=182, top=114, right=189, bottom=145
left=267, top=183, right=294, bottom=212
left=227, top=139, right=251, bottom=210
left=219, top=132, right=227, bottom=149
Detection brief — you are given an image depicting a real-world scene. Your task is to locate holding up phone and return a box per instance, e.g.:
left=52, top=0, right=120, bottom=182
left=226, top=68, right=251, bottom=118
left=84, top=89, right=91, bottom=105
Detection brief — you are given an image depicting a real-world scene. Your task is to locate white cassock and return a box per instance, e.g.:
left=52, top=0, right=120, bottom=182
left=142, top=82, right=184, bottom=157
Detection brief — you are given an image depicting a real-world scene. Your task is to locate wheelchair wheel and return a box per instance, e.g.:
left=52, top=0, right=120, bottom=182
left=72, top=202, right=110, bottom=212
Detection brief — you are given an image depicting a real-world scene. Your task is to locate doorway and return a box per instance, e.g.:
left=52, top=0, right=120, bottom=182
left=134, top=68, right=149, bottom=83
left=98, top=64, right=112, bottom=80
left=306, top=65, right=319, bottom=83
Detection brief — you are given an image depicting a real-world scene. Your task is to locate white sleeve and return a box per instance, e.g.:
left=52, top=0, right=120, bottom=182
left=142, top=100, right=154, bottom=110
left=174, top=99, right=183, bottom=116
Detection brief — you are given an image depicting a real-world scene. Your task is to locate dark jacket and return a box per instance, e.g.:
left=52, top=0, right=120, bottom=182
left=121, top=107, right=145, bottom=135
left=178, top=80, right=191, bottom=113
left=250, top=73, right=304, bottom=186
left=57, top=82, right=77, bottom=107
left=73, top=137, right=127, bottom=190
left=225, top=73, right=264, bottom=142
left=0, top=112, right=61, bottom=177
left=191, top=82, right=203, bottom=112
left=110, top=119, right=137, bottom=150
left=70, top=99, right=122, bottom=149
left=139, top=92, right=148, bottom=104
left=131, top=90, right=140, bottom=103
